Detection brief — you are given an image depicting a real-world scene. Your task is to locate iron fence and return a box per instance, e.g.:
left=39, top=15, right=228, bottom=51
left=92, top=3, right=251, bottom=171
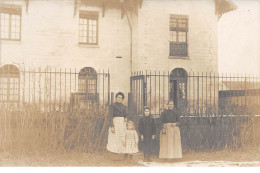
left=129, top=71, right=260, bottom=117
left=0, top=65, right=111, bottom=112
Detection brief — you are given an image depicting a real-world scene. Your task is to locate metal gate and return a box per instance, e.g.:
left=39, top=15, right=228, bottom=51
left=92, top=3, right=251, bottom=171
left=129, top=75, right=146, bottom=119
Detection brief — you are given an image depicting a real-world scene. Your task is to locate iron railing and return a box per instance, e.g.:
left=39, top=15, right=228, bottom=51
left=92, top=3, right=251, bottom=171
left=0, top=66, right=111, bottom=112
left=129, top=71, right=260, bottom=117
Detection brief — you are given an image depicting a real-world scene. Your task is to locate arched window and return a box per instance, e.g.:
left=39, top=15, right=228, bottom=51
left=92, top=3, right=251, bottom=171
left=78, top=67, right=97, bottom=94
left=78, top=67, right=98, bottom=109
left=169, top=68, right=187, bottom=108
left=0, top=64, right=20, bottom=110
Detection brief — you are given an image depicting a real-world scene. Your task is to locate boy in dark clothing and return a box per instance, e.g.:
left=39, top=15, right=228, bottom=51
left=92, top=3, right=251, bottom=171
left=138, top=106, right=156, bottom=162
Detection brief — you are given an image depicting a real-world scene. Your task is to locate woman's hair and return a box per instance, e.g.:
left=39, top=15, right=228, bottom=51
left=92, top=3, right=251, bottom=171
left=127, top=120, right=135, bottom=130
left=143, top=106, right=151, bottom=117
left=115, top=92, right=125, bottom=100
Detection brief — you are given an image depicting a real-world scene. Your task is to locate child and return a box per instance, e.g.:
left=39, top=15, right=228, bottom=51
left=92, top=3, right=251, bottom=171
left=124, top=120, right=139, bottom=159
left=138, top=106, right=156, bottom=162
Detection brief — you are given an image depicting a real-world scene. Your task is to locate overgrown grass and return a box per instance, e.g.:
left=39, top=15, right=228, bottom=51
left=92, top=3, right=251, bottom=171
left=0, top=107, right=109, bottom=156
left=1, top=104, right=259, bottom=157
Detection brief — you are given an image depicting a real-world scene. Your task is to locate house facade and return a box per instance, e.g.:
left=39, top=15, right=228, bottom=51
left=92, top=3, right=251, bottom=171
left=0, top=0, right=237, bottom=110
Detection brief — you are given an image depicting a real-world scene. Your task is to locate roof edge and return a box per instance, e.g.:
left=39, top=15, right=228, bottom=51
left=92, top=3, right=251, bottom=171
left=215, top=0, right=238, bottom=19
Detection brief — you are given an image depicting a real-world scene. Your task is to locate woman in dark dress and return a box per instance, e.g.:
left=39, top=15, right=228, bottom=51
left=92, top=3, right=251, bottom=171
left=107, top=92, right=127, bottom=153
left=159, top=101, right=182, bottom=159
left=138, top=106, right=156, bottom=162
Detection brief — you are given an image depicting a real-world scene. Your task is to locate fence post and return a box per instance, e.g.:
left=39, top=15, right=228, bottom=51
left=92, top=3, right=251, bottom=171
left=197, top=72, right=200, bottom=116
left=145, top=70, right=148, bottom=107
left=50, top=68, right=52, bottom=112
left=245, top=73, right=247, bottom=108
left=108, top=69, right=110, bottom=106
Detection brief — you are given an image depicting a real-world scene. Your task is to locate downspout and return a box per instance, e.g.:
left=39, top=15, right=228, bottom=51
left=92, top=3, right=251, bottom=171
left=125, top=7, right=133, bottom=74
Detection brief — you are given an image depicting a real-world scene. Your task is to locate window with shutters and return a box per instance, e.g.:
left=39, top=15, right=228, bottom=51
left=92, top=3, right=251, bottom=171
left=169, top=15, right=188, bottom=57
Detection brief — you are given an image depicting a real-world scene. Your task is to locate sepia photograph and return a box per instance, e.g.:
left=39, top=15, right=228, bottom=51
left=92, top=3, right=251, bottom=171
left=0, top=0, right=260, bottom=168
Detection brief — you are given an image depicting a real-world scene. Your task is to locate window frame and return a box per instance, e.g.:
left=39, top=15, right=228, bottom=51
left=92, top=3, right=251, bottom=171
left=78, top=10, right=99, bottom=45
left=0, top=64, right=20, bottom=110
left=169, top=14, right=189, bottom=57
left=78, top=67, right=98, bottom=94
left=0, top=4, right=22, bottom=41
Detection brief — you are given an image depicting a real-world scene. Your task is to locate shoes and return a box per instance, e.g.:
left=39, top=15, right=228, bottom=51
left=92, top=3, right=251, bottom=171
left=143, top=155, right=152, bottom=162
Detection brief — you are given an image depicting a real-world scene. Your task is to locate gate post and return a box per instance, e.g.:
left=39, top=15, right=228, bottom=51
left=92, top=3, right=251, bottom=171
left=128, top=92, right=132, bottom=117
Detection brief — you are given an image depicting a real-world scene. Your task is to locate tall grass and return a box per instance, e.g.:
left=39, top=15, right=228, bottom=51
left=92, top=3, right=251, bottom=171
left=1, top=104, right=259, bottom=157
left=0, top=107, right=109, bottom=156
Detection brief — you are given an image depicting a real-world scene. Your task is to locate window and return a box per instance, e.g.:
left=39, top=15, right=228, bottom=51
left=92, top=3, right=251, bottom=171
left=78, top=67, right=97, bottom=94
left=79, top=11, right=98, bottom=45
left=0, top=4, right=22, bottom=41
left=0, top=64, right=20, bottom=110
left=169, top=15, right=188, bottom=57
left=78, top=67, right=98, bottom=109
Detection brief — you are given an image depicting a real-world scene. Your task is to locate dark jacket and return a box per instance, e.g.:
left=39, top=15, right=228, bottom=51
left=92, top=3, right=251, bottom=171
left=138, top=115, right=156, bottom=138
left=108, top=102, right=127, bottom=127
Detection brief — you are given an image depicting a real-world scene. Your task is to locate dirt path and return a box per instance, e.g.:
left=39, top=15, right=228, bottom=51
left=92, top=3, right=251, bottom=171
left=139, top=160, right=260, bottom=167
left=1, top=146, right=260, bottom=167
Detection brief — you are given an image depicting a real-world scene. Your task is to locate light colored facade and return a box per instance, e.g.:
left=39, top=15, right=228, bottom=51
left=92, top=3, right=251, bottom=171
left=0, top=0, right=236, bottom=102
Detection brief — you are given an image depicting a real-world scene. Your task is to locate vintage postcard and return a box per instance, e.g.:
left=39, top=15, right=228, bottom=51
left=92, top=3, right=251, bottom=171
left=0, top=0, right=259, bottom=167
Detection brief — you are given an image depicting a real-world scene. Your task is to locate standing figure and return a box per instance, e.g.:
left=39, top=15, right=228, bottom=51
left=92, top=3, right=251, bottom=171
left=138, top=106, right=156, bottom=162
left=159, top=100, right=182, bottom=159
left=107, top=92, right=127, bottom=154
left=124, top=120, right=139, bottom=159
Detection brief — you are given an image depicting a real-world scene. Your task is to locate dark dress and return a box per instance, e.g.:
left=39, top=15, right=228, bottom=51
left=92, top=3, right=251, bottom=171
left=107, top=102, right=127, bottom=153
left=159, top=109, right=182, bottom=158
left=138, top=115, right=156, bottom=159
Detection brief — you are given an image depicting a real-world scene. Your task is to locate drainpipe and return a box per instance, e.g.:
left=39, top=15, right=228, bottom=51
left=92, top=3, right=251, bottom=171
left=124, top=5, right=133, bottom=74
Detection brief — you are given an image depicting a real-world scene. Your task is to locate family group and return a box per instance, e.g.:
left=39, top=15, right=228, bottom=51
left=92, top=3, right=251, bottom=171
left=106, top=92, right=182, bottom=162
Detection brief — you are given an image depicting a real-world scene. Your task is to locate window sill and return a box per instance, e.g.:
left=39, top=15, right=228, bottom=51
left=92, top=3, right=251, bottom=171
left=169, top=56, right=190, bottom=59
left=78, top=43, right=99, bottom=48
left=1, top=39, right=21, bottom=43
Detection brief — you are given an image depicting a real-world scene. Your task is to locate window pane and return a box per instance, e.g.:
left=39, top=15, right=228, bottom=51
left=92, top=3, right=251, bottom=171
left=15, top=33, right=19, bottom=39
left=16, top=26, right=20, bottom=32
left=79, top=15, right=98, bottom=44
left=170, top=18, right=177, bottom=28
left=89, top=31, right=93, bottom=37
left=178, top=32, right=186, bottom=42
left=89, top=20, right=93, bottom=25
left=1, top=13, right=9, bottom=39
left=89, top=38, right=93, bottom=43
left=79, top=18, right=84, bottom=24
left=170, top=31, right=177, bottom=42
left=179, top=83, right=186, bottom=99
